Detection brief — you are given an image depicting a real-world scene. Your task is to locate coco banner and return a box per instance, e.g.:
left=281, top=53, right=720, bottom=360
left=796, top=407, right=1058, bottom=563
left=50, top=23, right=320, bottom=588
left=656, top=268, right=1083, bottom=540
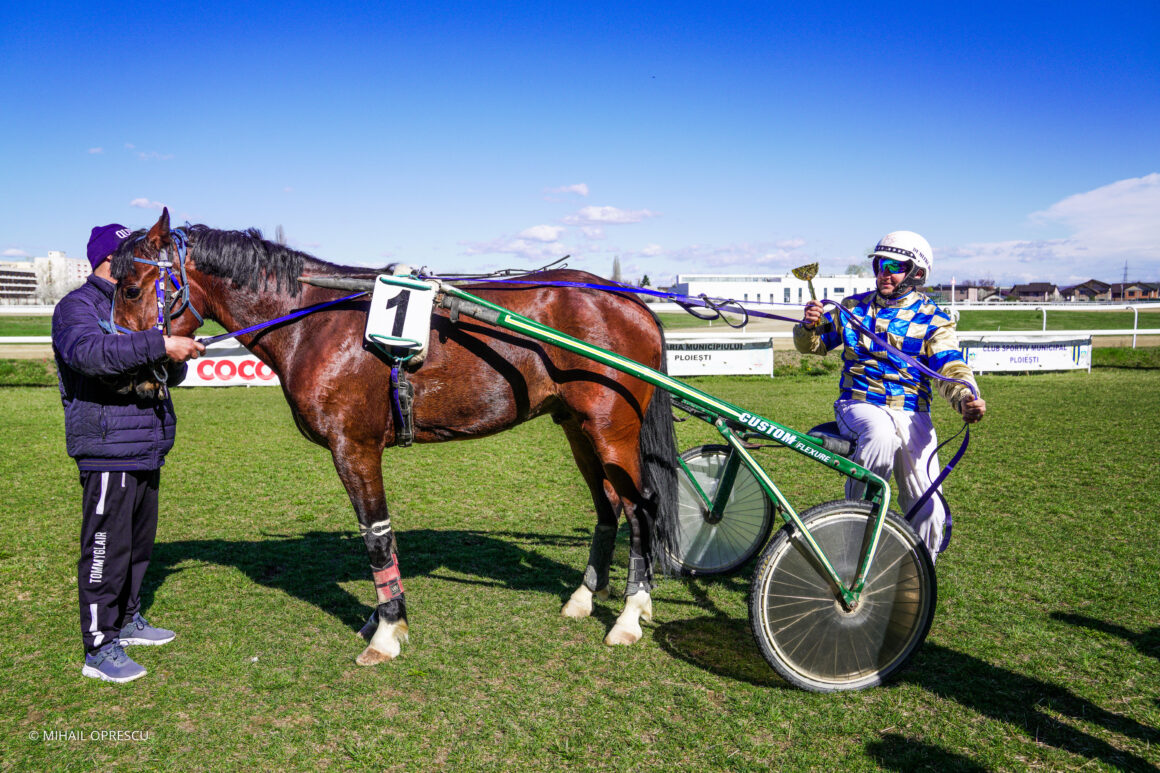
left=180, top=343, right=280, bottom=387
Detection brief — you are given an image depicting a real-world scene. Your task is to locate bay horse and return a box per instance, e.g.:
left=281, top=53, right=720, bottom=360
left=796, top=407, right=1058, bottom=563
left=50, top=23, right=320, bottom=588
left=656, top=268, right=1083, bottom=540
left=112, top=209, right=679, bottom=665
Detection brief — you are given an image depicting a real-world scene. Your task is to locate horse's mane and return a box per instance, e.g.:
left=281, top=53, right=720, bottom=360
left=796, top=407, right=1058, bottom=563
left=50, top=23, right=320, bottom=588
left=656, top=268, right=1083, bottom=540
left=184, top=225, right=312, bottom=296
left=112, top=224, right=354, bottom=297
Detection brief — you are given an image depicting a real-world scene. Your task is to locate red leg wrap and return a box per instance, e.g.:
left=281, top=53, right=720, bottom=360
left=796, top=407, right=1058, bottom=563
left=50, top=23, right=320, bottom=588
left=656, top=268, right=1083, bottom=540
left=373, top=562, right=404, bottom=601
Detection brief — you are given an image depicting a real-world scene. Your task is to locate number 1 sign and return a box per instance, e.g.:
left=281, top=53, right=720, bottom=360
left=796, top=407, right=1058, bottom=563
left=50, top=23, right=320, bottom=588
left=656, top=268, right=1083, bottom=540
left=364, top=274, right=437, bottom=351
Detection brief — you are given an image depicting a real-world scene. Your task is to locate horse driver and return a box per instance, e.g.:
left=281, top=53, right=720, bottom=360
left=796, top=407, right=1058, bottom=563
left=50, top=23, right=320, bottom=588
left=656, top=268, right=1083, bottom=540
left=52, top=223, right=204, bottom=682
left=793, top=230, right=986, bottom=561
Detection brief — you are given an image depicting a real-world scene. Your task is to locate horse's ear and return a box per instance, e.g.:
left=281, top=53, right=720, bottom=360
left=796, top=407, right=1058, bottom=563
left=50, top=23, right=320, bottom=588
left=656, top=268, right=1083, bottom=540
left=146, top=207, right=171, bottom=249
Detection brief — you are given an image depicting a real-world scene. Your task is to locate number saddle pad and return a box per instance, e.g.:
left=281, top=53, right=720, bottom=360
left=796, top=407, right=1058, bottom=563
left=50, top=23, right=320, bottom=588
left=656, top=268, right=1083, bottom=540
left=364, top=274, right=437, bottom=361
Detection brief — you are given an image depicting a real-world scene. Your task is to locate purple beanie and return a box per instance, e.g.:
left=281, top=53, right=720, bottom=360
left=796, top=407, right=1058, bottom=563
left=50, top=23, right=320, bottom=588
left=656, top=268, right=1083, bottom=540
left=86, top=224, right=132, bottom=270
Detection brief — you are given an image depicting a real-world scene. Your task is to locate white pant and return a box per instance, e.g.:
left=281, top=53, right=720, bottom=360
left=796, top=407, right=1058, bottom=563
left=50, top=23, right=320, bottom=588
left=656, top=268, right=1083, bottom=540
left=834, top=400, right=946, bottom=560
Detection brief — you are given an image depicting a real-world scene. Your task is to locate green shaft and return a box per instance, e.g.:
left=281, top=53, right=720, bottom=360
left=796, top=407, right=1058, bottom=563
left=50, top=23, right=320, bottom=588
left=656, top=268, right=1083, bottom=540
left=439, top=283, right=890, bottom=604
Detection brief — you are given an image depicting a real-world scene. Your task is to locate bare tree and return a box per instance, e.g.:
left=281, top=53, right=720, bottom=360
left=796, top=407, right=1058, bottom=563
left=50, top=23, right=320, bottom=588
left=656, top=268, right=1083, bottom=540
left=612, top=256, right=623, bottom=283
left=845, top=263, right=869, bottom=277
left=275, top=225, right=287, bottom=246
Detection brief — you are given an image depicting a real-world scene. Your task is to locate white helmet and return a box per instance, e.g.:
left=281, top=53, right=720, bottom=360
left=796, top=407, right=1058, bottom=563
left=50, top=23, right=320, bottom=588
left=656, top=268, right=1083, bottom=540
left=869, top=231, right=933, bottom=278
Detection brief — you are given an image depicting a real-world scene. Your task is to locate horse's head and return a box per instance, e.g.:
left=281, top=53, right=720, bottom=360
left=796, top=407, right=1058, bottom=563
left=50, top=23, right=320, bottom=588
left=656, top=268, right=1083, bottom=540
left=106, top=208, right=207, bottom=398
left=111, top=208, right=205, bottom=339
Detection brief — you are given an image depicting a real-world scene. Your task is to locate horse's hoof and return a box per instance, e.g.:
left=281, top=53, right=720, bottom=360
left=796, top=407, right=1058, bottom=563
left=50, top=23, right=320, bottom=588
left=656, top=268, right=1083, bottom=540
left=604, top=624, right=642, bottom=646
left=561, top=600, right=591, bottom=619
left=561, top=586, right=594, bottom=619
left=356, top=646, right=396, bottom=665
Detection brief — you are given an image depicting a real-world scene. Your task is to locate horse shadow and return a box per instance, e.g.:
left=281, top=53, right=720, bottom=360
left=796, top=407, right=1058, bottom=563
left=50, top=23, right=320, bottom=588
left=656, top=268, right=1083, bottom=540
left=651, top=570, right=789, bottom=689
left=140, top=528, right=591, bottom=634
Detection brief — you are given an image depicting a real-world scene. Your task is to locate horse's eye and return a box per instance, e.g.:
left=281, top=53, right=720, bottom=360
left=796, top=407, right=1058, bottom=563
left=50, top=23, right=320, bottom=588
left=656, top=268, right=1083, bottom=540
left=124, top=286, right=142, bottom=300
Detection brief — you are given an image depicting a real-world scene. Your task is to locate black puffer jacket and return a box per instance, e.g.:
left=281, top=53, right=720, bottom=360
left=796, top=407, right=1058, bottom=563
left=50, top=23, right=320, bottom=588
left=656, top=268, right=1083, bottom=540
left=52, top=274, right=186, bottom=471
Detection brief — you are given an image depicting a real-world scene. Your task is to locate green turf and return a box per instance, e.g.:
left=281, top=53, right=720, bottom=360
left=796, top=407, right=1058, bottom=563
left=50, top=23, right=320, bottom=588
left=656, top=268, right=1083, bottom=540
left=0, top=317, right=227, bottom=337
left=2, top=368, right=1157, bottom=769
left=956, top=308, right=1160, bottom=331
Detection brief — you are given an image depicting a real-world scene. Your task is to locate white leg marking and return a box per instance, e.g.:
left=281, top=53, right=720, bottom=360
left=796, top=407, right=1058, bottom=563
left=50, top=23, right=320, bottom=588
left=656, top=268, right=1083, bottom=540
left=604, top=590, right=653, bottom=646
left=356, top=618, right=409, bottom=665
left=561, top=585, right=594, bottom=619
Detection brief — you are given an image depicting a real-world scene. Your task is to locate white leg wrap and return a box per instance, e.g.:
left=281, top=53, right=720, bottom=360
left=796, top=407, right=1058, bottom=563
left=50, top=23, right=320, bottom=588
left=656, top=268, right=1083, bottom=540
left=604, top=590, right=652, bottom=646
left=356, top=618, right=409, bottom=665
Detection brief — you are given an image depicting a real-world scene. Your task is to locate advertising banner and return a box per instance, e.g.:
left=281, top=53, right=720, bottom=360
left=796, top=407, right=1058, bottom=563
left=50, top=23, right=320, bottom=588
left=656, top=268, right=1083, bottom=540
left=180, top=343, right=280, bottom=387
left=960, top=336, right=1092, bottom=373
left=665, top=335, right=774, bottom=377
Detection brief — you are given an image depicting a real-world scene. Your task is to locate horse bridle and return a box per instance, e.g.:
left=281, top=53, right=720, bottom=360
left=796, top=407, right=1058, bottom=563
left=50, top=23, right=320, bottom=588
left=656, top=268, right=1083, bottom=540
left=107, top=227, right=204, bottom=338
left=103, top=228, right=205, bottom=390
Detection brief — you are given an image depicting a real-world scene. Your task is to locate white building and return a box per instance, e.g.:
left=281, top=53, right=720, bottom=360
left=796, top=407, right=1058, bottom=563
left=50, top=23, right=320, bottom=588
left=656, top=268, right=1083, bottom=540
left=672, top=272, right=877, bottom=308
left=33, top=252, right=91, bottom=303
left=0, top=262, right=39, bottom=304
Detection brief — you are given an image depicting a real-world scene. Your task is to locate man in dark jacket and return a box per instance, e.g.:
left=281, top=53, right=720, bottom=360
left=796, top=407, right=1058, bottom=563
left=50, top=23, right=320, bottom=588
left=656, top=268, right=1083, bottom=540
left=53, top=223, right=204, bottom=683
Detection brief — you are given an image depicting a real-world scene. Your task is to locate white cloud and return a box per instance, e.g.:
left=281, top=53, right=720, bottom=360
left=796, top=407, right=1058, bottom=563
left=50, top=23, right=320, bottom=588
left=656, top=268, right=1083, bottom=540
left=639, top=244, right=663, bottom=257
left=130, top=198, right=166, bottom=210
left=3, top=248, right=29, bottom=258
left=462, top=234, right=569, bottom=262
left=136, top=150, right=174, bottom=161
left=1030, top=173, right=1160, bottom=257
left=940, top=174, right=1160, bottom=284
left=775, top=237, right=806, bottom=250
left=563, top=205, right=659, bottom=225
left=546, top=183, right=589, bottom=197
left=518, top=225, right=564, bottom=242
left=87, top=147, right=103, bottom=154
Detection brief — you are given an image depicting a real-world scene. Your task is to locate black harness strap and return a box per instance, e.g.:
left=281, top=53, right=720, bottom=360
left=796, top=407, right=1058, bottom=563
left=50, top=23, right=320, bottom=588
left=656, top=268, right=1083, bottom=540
left=390, top=363, right=415, bottom=448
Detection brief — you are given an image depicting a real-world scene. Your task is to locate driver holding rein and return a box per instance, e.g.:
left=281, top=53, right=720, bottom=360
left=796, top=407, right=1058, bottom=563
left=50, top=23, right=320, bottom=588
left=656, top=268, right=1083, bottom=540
left=52, top=223, right=204, bottom=682
left=793, top=231, right=986, bottom=561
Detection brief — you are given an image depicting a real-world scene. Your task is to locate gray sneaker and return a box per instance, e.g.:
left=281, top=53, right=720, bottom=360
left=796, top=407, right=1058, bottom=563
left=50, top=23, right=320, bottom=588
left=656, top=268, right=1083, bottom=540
left=118, top=612, right=175, bottom=646
left=82, top=642, right=146, bottom=683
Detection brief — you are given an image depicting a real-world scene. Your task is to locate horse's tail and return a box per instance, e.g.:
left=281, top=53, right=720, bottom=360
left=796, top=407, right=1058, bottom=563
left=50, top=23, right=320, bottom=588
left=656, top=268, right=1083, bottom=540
left=638, top=323, right=681, bottom=580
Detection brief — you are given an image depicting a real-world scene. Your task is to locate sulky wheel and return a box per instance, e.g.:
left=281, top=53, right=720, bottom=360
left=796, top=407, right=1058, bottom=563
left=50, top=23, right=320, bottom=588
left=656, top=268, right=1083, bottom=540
left=748, top=499, right=936, bottom=692
left=667, top=444, right=775, bottom=576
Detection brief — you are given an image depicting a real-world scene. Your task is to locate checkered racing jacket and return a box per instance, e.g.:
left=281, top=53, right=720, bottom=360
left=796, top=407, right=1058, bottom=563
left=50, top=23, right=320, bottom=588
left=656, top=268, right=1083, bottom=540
left=793, top=289, right=978, bottom=413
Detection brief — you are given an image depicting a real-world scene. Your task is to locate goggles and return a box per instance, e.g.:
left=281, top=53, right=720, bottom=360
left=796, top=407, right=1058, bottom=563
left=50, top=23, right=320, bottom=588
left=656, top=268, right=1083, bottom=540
left=874, top=257, right=912, bottom=275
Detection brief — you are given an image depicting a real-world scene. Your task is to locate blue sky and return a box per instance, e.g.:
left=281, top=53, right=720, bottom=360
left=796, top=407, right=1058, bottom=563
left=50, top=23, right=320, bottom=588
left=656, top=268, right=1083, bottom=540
left=2, top=1, right=1157, bottom=288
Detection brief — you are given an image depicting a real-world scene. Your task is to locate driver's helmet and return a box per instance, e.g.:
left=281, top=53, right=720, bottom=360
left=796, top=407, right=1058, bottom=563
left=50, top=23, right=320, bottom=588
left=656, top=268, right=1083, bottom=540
left=869, top=231, right=933, bottom=279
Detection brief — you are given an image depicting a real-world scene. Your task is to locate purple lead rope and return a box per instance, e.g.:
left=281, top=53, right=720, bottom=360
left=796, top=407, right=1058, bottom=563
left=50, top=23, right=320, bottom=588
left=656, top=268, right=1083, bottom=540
left=196, top=291, right=368, bottom=346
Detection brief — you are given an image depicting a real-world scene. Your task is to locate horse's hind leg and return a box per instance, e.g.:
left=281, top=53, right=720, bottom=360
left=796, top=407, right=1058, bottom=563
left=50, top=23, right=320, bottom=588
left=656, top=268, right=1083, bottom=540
left=329, top=440, right=409, bottom=665
left=560, top=416, right=655, bottom=645
left=559, top=420, right=619, bottom=619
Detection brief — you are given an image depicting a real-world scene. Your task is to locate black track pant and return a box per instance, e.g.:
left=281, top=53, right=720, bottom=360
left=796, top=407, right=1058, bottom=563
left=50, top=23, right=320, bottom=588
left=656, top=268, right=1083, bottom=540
left=77, top=470, right=160, bottom=654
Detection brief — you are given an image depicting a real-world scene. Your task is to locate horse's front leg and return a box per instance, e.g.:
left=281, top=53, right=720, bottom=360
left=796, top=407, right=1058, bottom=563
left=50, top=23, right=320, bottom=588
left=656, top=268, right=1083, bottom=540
left=330, top=441, right=409, bottom=665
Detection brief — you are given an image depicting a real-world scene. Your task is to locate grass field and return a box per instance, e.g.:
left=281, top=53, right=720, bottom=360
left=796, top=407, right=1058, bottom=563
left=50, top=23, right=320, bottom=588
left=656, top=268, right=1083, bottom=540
left=2, top=364, right=1158, bottom=770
